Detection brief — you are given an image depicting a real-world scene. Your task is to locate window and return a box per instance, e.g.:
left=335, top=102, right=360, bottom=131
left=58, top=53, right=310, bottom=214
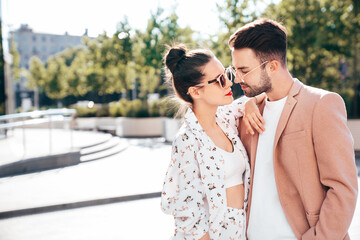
left=42, top=36, right=46, bottom=42
left=32, top=36, right=36, bottom=41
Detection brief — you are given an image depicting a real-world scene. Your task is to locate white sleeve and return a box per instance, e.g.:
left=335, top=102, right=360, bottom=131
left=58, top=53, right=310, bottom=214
left=161, top=133, right=209, bottom=239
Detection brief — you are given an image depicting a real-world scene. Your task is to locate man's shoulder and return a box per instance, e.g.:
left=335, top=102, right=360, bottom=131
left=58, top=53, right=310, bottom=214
left=298, top=82, right=342, bottom=104
left=300, top=83, right=331, bottom=98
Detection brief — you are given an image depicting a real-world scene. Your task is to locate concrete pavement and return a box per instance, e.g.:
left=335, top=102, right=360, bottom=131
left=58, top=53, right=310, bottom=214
left=0, top=129, right=359, bottom=239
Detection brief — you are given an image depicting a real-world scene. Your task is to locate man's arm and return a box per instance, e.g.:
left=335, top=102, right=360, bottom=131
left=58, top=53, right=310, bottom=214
left=302, top=93, right=358, bottom=240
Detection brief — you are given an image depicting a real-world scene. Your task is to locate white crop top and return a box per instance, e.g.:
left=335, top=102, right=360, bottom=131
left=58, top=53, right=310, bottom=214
left=218, top=145, right=246, bottom=188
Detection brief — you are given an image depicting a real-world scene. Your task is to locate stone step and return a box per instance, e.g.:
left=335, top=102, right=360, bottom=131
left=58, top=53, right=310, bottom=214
left=78, top=132, right=113, bottom=150
left=80, top=136, right=121, bottom=156
left=80, top=139, right=129, bottom=162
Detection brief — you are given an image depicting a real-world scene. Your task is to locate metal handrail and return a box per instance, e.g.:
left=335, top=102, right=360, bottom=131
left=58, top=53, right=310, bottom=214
left=0, top=108, right=77, bottom=158
left=0, top=109, right=76, bottom=121
left=0, top=115, right=71, bottom=130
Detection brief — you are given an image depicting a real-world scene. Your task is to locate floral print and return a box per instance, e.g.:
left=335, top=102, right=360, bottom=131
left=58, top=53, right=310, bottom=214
left=161, top=97, right=251, bottom=240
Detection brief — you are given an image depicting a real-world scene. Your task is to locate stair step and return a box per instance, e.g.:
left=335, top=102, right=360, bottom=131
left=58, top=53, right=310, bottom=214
left=81, top=137, right=121, bottom=156
left=80, top=140, right=129, bottom=162
left=79, top=133, right=113, bottom=150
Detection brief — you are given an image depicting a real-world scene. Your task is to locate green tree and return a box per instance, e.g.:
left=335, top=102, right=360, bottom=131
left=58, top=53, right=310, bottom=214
left=9, top=40, right=20, bottom=82
left=116, top=16, right=133, bottom=65
left=138, top=65, right=161, bottom=98
left=44, top=56, right=69, bottom=104
left=263, top=0, right=359, bottom=116
left=211, top=0, right=260, bottom=66
left=0, top=21, right=5, bottom=115
left=26, top=56, right=46, bottom=90
left=67, top=49, right=88, bottom=96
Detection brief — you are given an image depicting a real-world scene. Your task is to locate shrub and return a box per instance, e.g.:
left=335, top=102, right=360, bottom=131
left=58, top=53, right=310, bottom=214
left=149, top=100, right=161, bottom=117
left=105, top=98, right=182, bottom=118
left=74, top=105, right=98, bottom=117
left=109, top=99, right=150, bottom=118
left=109, top=102, right=119, bottom=117
left=159, top=97, right=181, bottom=118
left=96, top=104, right=109, bottom=117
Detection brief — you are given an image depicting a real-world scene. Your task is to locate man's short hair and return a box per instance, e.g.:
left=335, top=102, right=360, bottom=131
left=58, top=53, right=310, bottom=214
left=229, top=18, right=288, bottom=66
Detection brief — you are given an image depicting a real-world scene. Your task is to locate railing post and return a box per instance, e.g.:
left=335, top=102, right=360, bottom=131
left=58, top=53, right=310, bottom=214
left=49, top=115, right=52, bottom=155
left=22, top=118, right=26, bottom=158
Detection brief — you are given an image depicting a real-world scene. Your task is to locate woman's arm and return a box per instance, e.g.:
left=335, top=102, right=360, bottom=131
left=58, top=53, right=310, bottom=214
left=161, top=134, right=209, bottom=239
left=218, top=93, right=265, bottom=134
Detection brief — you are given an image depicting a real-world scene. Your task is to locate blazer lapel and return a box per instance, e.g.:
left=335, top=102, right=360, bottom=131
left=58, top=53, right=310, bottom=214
left=250, top=101, right=265, bottom=170
left=273, top=79, right=303, bottom=149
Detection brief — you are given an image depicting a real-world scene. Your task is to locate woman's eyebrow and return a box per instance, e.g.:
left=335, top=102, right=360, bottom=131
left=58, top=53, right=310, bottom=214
left=211, top=69, right=225, bottom=79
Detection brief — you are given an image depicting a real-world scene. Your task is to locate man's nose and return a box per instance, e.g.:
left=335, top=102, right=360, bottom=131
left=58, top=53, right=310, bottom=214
left=234, top=76, right=244, bottom=84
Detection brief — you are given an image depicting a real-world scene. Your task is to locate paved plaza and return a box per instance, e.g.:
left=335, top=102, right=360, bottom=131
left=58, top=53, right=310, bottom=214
left=0, top=129, right=359, bottom=239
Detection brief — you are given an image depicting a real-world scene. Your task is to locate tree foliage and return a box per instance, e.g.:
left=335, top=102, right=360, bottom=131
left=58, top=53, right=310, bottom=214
left=262, top=0, right=359, bottom=116
left=24, top=7, right=195, bottom=104
left=19, top=2, right=359, bottom=116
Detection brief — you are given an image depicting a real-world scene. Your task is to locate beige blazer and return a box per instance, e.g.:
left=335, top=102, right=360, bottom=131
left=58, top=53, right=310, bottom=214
left=239, top=79, right=358, bottom=240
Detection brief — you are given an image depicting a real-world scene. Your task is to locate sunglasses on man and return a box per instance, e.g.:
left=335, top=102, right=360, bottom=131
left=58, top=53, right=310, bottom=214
left=197, top=61, right=270, bottom=88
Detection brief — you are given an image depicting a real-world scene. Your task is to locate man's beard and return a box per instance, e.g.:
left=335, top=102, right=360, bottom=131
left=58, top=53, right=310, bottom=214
left=242, top=70, right=272, bottom=97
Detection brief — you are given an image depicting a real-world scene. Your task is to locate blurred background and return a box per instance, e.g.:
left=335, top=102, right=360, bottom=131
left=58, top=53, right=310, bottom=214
left=0, top=0, right=359, bottom=239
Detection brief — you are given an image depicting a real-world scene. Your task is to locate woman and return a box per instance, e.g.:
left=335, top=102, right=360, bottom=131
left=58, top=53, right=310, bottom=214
left=160, top=44, right=265, bottom=239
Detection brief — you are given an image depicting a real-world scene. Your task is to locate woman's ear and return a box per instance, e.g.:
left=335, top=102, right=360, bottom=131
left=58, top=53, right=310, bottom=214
left=188, top=86, right=201, bottom=100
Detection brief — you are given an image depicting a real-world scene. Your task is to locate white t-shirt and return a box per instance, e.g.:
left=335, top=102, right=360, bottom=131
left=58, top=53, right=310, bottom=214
left=247, top=96, right=297, bottom=240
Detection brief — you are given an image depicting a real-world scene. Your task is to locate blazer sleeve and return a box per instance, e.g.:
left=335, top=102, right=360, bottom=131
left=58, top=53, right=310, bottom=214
left=217, top=95, right=248, bottom=130
left=302, top=92, right=358, bottom=240
left=161, top=133, right=209, bottom=239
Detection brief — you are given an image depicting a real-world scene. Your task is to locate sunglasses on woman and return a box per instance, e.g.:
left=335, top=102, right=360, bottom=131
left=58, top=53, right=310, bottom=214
left=196, top=67, right=235, bottom=88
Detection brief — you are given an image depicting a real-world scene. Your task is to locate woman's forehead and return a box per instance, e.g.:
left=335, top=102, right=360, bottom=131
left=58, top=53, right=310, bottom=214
left=202, top=57, right=224, bottom=79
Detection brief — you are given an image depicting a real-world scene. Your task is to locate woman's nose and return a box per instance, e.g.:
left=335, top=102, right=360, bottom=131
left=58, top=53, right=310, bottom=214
left=226, top=78, right=233, bottom=87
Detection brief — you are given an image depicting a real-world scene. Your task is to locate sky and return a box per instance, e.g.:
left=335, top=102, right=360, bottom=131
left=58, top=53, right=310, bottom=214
left=1, top=0, right=280, bottom=52
left=2, top=0, right=222, bottom=37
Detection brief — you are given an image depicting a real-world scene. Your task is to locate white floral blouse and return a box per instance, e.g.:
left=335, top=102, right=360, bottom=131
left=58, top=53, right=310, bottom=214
left=161, top=97, right=251, bottom=239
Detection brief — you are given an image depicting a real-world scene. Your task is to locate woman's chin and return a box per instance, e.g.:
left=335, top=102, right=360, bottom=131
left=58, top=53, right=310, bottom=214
left=224, top=96, right=234, bottom=105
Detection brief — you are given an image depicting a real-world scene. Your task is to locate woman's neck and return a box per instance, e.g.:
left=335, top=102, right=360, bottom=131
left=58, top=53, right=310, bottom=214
left=192, top=102, right=218, bottom=131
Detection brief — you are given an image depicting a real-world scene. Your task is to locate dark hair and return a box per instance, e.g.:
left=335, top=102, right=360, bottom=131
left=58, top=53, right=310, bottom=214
left=163, top=44, right=214, bottom=104
left=229, top=18, right=288, bottom=66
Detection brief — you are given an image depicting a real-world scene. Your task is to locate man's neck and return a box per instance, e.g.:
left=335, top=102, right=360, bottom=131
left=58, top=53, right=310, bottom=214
left=266, top=70, right=294, bottom=101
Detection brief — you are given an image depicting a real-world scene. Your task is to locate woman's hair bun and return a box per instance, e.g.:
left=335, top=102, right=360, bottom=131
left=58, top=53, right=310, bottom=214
left=164, top=44, right=187, bottom=74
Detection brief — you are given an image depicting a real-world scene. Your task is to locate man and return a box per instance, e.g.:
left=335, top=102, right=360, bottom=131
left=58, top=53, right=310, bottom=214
left=229, top=18, right=358, bottom=240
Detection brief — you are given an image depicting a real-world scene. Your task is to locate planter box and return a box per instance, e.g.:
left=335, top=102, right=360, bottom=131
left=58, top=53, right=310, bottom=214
left=115, top=117, right=164, bottom=137
left=163, top=118, right=182, bottom=142
left=75, top=117, right=97, bottom=130
left=96, top=117, right=117, bottom=134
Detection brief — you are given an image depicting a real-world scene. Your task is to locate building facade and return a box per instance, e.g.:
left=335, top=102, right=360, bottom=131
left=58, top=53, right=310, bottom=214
left=9, top=24, right=88, bottom=110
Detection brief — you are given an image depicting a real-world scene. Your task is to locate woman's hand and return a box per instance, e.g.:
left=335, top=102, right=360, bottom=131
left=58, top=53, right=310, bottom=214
left=243, top=93, right=266, bottom=135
